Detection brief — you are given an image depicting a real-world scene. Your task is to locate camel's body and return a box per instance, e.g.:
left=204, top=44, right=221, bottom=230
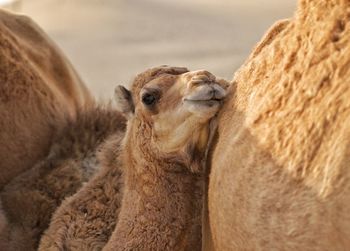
left=0, top=9, right=92, bottom=188
left=0, top=106, right=126, bottom=251
left=207, top=1, right=350, bottom=250
left=39, top=66, right=227, bottom=251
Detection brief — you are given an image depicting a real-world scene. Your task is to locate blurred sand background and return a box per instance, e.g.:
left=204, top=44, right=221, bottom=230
left=3, top=0, right=296, bottom=100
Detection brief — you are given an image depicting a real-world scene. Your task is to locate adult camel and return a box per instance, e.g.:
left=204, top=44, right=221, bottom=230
left=0, top=9, right=92, bottom=188
left=205, top=0, right=350, bottom=250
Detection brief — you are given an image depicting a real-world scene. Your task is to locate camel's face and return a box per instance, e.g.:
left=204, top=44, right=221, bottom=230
left=115, top=66, right=228, bottom=155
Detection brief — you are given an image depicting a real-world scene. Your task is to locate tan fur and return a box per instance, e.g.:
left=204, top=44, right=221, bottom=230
left=0, top=106, right=126, bottom=251
left=207, top=1, right=350, bottom=250
left=101, top=66, right=227, bottom=251
left=0, top=9, right=93, bottom=188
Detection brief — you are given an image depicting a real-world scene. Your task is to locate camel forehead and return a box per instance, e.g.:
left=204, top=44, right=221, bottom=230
left=132, top=74, right=181, bottom=99
left=144, top=75, right=178, bottom=90
left=130, top=67, right=189, bottom=96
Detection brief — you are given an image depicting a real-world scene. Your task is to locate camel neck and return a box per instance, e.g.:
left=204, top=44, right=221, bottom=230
left=104, top=144, right=203, bottom=251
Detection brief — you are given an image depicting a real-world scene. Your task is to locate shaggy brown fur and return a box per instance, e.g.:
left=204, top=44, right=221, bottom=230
left=0, top=106, right=126, bottom=251
left=38, top=135, right=124, bottom=251
left=102, top=66, right=227, bottom=251
left=206, top=0, right=350, bottom=250
left=0, top=9, right=92, bottom=188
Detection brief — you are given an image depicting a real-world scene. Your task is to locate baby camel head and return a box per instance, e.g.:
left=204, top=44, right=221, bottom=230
left=115, top=66, right=227, bottom=172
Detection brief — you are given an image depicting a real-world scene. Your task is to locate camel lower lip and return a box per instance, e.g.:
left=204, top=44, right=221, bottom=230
left=184, top=99, right=221, bottom=106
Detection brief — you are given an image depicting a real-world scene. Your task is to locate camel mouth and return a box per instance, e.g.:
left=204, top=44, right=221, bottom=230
left=182, top=97, right=223, bottom=116
left=183, top=98, right=222, bottom=107
left=183, top=83, right=226, bottom=111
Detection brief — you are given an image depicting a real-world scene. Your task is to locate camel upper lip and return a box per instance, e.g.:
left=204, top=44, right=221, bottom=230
left=183, top=85, right=227, bottom=102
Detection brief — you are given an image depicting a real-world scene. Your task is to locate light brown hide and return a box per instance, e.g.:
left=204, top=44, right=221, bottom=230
left=207, top=1, right=350, bottom=250
left=0, top=9, right=92, bottom=187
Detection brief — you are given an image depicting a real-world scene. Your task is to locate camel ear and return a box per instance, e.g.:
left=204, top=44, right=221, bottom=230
left=114, top=85, right=134, bottom=116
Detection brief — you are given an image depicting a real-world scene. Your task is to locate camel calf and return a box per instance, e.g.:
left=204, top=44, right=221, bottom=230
left=104, top=66, right=227, bottom=250
left=39, top=66, right=227, bottom=251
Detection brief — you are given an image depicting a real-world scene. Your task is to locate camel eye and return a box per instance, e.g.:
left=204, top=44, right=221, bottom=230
left=142, top=93, right=157, bottom=106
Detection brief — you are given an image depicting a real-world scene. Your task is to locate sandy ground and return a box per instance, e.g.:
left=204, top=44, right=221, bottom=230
left=5, top=0, right=295, bottom=100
